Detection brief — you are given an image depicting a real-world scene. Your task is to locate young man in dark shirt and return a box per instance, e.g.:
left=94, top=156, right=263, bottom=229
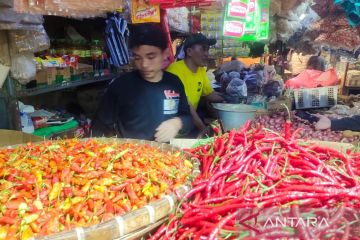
left=92, top=24, right=193, bottom=142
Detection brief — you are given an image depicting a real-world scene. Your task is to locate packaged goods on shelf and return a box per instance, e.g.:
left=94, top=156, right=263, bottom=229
left=8, top=25, right=50, bottom=53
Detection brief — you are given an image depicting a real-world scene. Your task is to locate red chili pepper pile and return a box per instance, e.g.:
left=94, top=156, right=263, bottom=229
left=0, top=139, right=192, bottom=239
left=150, top=121, right=360, bottom=239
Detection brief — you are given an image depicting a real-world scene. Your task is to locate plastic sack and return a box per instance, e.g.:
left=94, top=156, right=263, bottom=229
left=219, top=60, right=245, bottom=73
left=263, top=80, right=283, bottom=98
left=10, top=52, right=36, bottom=84
left=285, top=68, right=339, bottom=89
left=0, top=7, right=43, bottom=24
left=167, top=7, right=189, bottom=33
left=9, top=25, right=50, bottom=53
left=270, top=0, right=282, bottom=16
left=220, top=72, right=229, bottom=83
left=289, top=52, right=312, bottom=75
left=263, top=65, right=276, bottom=83
left=228, top=71, right=241, bottom=79
left=220, top=72, right=231, bottom=92
left=226, top=78, right=248, bottom=97
left=0, top=7, right=43, bottom=30
left=329, top=105, right=351, bottom=115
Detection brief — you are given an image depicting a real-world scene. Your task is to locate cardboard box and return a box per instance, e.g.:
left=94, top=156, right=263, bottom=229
left=0, top=129, right=43, bottom=147
left=56, top=67, right=71, bottom=81
left=36, top=68, right=56, bottom=85
left=72, top=63, right=93, bottom=75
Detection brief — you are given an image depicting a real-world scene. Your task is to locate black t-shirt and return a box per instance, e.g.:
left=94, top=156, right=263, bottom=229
left=93, top=71, right=193, bottom=140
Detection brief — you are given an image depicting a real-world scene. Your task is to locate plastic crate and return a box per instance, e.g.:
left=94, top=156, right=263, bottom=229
left=293, top=86, right=338, bottom=109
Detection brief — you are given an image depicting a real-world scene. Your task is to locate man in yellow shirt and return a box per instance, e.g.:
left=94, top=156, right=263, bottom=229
left=167, top=33, right=224, bottom=133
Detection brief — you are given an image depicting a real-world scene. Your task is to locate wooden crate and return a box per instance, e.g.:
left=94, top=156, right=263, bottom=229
left=5, top=138, right=200, bottom=240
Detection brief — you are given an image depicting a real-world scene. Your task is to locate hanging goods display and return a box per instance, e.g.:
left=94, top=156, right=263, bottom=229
left=131, top=0, right=161, bottom=24
left=223, top=0, right=270, bottom=41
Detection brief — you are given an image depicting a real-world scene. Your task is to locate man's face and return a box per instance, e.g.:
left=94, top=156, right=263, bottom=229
left=132, top=45, right=168, bottom=82
left=187, top=43, right=210, bottom=67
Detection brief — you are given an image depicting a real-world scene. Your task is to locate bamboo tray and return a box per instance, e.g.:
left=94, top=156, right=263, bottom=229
left=4, top=138, right=200, bottom=240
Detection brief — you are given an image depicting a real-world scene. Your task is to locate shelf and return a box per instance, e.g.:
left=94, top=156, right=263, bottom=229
left=16, top=74, right=117, bottom=97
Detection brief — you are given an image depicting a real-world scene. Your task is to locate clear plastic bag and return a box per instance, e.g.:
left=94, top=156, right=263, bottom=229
left=226, top=78, right=248, bottom=97
left=0, top=0, right=13, bottom=7
left=0, top=7, right=43, bottom=30
left=9, top=25, right=50, bottom=53
left=167, top=7, right=189, bottom=33
left=228, top=71, right=241, bottom=79
left=15, top=0, right=124, bottom=18
left=0, top=7, right=43, bottom=24
left=10, top=52, right=36, bottom=84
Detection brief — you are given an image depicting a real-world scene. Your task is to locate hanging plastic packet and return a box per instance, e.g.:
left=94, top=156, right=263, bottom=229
left=131, top=0, right=160, bottom=24
left=244, top=0, right=256, bottom=34
left=227, top=0, right=248, bottom=20
left=256, top=0, right=270, bottom=40
left=223, top=20, right=245, bottom=38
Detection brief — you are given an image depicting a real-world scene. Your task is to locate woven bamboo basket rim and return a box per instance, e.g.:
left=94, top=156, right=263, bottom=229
left=4, top=138, right=200, bottom=240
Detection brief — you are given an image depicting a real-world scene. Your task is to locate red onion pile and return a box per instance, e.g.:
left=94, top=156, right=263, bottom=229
left=253, top=112, right=359, bottom=143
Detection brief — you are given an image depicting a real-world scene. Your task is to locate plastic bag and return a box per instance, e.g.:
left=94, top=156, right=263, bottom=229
left=285, top=68, right=340, bottom=89
left=219, top=60, right=245, bottom=73
left=0, top=7, right=43, bottom=24
left=263, top=80, right=283, bottom=98
left=167, top=7, right=189, bottom=33
left=263, top=65, right=276, bottom=83
left=329, top=105, right=351, bottom=115
left=0, top=0, right=13, bottom=7
left=0, top=7, right=43, bottom=30
left=270, top=0, right=282, bottom=16
left=10, top=52, right=36, bottom=84
left=14, top=0, right=124, bottom=18
left=276, top=19, right=301, bottom=41
left=220, top=72, right=231, bottom=92
left=226, top=78, right=248, bottom=97
left=9, top=25, right=50, bottom=53
left=228, top=71, right=241, bottom=79
left=289, top=52, right=312, bottom=75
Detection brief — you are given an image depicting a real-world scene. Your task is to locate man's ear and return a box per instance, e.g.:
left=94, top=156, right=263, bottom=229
left=186, top=47, right=192, bottom=57
left=163, top=48, right=170, bottom=60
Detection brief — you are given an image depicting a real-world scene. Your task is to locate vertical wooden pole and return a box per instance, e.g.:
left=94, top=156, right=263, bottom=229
left=342, top=62, right=349, bottom=95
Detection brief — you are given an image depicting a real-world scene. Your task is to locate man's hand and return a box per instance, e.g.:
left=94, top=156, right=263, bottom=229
left=204, top=91, right=225, bottom=103
left=197, top=126, right=211, bottom=139
left=315, top=115, right=331, bottom=130
left=155, top=117, right=182, bottom=143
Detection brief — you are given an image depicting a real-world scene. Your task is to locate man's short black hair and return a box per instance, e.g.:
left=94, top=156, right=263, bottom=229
left=129, top=23, right=167, bottom=51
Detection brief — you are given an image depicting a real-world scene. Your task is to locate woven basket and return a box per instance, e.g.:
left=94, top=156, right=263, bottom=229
left=4, top=138, right=200, bottom=240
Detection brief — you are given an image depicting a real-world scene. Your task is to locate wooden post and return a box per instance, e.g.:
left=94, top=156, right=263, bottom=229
left=342, top=62, right=350, bottom=95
